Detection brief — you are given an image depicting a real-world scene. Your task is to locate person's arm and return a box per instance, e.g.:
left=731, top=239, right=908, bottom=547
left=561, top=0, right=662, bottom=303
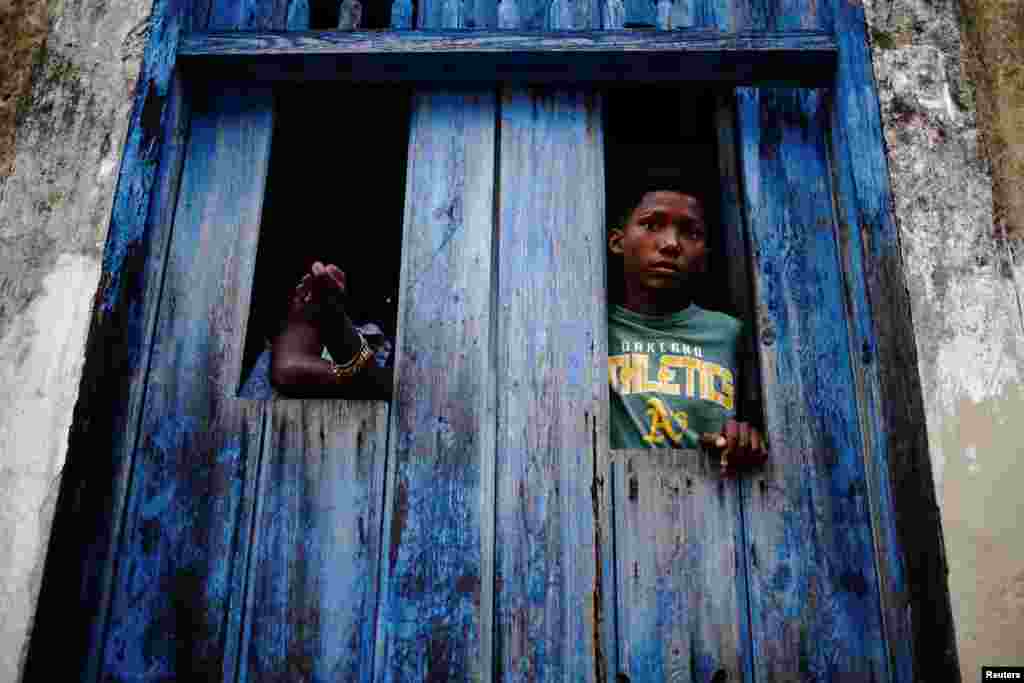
left=270, top=263, right=393, bottom=400
left=271, top=351, right=393, bottom=399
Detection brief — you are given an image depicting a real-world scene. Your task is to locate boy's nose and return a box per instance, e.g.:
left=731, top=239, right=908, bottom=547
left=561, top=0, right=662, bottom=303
left=658, top=234, right=681, bottom=251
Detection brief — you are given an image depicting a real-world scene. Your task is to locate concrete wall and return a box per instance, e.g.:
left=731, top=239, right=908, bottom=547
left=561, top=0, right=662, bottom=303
left=0, top=0, right=152, bottom=677
left=863, top=0, right=1024, bottom=675
left=0, top=0, right=1020, bottom=680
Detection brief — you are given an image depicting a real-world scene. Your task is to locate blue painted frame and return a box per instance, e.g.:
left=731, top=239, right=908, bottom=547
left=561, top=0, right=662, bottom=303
left=178, top=28, right=837, bottom=85
left=24, top=0, right=957, bottom=678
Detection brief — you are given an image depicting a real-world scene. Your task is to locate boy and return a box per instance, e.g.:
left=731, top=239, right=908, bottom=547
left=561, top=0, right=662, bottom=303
left=608, top=187, right=768, bottom=474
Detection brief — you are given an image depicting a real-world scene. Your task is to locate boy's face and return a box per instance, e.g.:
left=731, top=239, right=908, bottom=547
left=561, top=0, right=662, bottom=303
left=608, top=190, right=708, bottom=294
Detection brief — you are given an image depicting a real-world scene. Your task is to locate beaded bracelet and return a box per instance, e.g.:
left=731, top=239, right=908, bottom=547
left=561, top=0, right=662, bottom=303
left=329, top=334, right=373, bottom=381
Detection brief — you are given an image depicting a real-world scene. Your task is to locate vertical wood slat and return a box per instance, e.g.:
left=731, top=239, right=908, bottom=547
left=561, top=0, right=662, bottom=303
left=373, top=38, right=497, bottom=682
left=238, top=401, right=389, bottom=683
left=239, top=7, right=407, bottom=683
left=824, top=0, right=943, bottom=677
left=713, top=91, right=762, bottom=422
left=735, top=85, right=890, bottom=681
left=711, top=89, right=758, bottom=683
left=98, top=0, right=303, bottom=678
left=373, top=0, right=497, bottom=678
left=99, top=82, right=275, bottom=682
left=494, top=84, right=607, bottom=682
left=74, top=68, right=193, bottom=683
left=513, top=0, right=600, bottom=31
left=693, top=0, right=901, bottom=680
left=613, top=448, right=747, bottom=681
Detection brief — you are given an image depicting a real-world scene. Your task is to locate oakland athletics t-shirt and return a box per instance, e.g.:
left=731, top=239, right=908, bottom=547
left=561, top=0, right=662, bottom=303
left=608, top=302, right=743, bottom=449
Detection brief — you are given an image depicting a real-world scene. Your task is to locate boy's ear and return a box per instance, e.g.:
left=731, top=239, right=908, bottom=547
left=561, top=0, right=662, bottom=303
left=608, top=228, right=624, bottom=255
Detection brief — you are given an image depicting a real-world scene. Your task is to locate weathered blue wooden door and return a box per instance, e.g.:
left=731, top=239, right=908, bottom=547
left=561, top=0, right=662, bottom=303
left=51, top=0, right=921, bottom=680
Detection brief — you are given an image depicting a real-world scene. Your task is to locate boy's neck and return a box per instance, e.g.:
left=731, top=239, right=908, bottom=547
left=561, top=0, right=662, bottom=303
left=619, top=288, right=694, bottom=316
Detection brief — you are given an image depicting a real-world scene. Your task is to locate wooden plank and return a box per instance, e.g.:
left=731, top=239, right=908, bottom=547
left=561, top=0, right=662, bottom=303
left=713, top=91, right=763, bottom=425
left=177, top=29, right=838, bottom=86
left=236, top=401, right=389, bottom=683
left=613, top=448, right=746, bottom=681
left=691, top=1, right=919, bottom=680
left=96, top=82, right=275, bottom=682
left=493, top=83, right=607, bottom=681
left=735, top=85, right=890, bottom=681
left=83, top=71, right=194, bottom=683
left=238, top=4, right=409, bottom=682
left=417, top=0, right=500, bottom=31
left=373, top=87, right=497, bottom=681
left=27, top=0, right=304, bottom=674
left=822, top=0, right=954, bottom=678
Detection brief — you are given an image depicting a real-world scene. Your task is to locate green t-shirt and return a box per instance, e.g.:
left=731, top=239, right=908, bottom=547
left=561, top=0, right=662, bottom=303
left=608, top=302, right=743, bottom=449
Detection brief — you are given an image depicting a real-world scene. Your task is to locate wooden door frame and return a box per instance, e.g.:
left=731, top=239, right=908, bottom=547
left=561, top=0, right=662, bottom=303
left=25, top=0, right=958, bottom=679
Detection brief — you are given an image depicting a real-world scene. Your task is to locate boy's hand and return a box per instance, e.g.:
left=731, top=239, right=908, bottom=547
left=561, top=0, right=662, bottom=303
left=700, top=419, right=769, bottom=477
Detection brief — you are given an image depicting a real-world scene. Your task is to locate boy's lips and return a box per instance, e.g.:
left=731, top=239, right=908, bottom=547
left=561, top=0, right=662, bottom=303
left=650, top=261, right=680, bottom=273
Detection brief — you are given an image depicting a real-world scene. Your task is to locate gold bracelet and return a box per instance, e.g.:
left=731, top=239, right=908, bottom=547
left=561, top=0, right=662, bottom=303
left=336, top=333, right=369, bottom=370
left=329, top=335, right=373, bottom=381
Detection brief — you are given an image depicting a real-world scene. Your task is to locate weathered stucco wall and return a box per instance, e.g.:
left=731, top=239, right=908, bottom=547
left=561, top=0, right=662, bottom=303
left=864, top=0, right=1024, bottom=677
left=0, top=0, right=1020, bottom=679
left=0, top=0, right=152, bottom=677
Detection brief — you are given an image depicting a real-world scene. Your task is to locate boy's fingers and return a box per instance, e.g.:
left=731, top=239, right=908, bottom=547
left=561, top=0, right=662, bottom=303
left=738, top=422, right=751, bottom=454
left=724, top=419, right=739, bottom=454
left=700, top=432, right=727, bottom=449
left=326, top=265, right=347, bottom=293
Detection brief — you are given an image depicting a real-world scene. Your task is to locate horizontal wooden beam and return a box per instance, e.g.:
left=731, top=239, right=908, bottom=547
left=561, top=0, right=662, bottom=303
left=178, top=29, right=837, bottom=86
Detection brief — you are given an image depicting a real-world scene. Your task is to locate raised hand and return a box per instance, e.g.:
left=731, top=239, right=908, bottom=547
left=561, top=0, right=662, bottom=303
left=289, top=261, right=347, bottom=325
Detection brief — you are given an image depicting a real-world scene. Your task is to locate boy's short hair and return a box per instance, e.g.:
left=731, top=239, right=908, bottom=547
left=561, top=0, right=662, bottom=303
left=606, top=168, right=716, bottom=305
left=607, top=166, right=709, bottom=236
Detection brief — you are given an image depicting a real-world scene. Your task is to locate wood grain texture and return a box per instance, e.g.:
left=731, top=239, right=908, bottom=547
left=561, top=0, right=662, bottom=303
left=613, top=448, right=747, bottom=682
left=178, top=29, right=837, bottom=86
left=713, top=90, right=763, bottom=426
left=822, top=0, right=955, bottom=677
left=373, top=88, right=497, bottom=681
left=99, top=83, right=275, bottom=682
left=493, top=83, right=607, bottom=681
left=735, top=85, right=889, bottom=681
left=27, top=0, right=309, bottom=676
left=237, top=401, right=389, bottom=683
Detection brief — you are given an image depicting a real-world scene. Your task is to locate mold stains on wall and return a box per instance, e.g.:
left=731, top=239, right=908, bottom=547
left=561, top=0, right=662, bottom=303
left=959, top=0, right=1024, bottom=240
left=864, top=0, right=1024, bottom=679
left=0, top=0, right=48, bottom=182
